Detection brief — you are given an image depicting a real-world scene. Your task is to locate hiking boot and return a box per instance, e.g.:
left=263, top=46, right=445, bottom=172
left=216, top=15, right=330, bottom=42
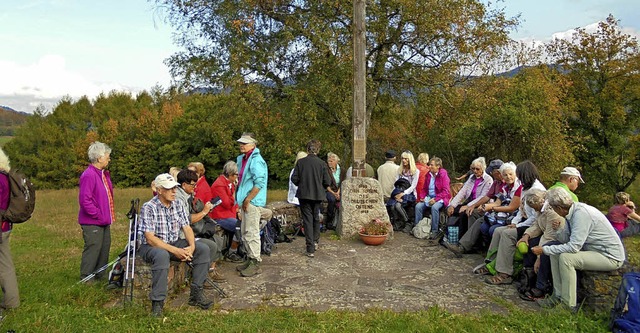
left=240, top=259, right=261, bottom=277
left=402, top=222, right=413, bottom=234
left=151, top=300, right=164, bottom=317
left=306, top=252, right=315, bottom=258
left=536, top=295, right=561, bottom=309
left=443, top=241, right=464, bottom=258
left=236, top=259, right=251, bottom=272
left=208, top=269, right=227, bottom=283
left=225, top=252, right=244, bottom=263
left=429, top=230, right=444, bottom=241
left=188, top=284, right=213, bottom=310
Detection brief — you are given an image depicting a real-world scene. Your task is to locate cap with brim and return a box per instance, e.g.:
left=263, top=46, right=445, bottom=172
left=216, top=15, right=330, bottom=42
left=385, top=150, right=396, bottom=158
left=486, top=159, right=504, bottom=174
left=560, top=167, right=584, bottom=183
left=154, top=173, right=180, bottom=189
left=237, top=135, right=257, bottom=144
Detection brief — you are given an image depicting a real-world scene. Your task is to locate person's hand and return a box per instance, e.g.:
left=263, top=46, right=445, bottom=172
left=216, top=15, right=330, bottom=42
left=534, top=257, right=541, bottom=273
left=551, top=220, right=561, bottom=230
left=517, top=235, right=529, bottom=246
left=335, top=192, right=341, bottom=201
left=507, top=223, right=516, bottom=228
left=478, top=204, right=486, bottom=214
left=428, top=198, right=436, bottom=206
left=172, top=246, right=193, bottom=261
left=447, top=206, right=454, bottom=216
left=459, top=205, right=468, bottom=215
left=204, top=201, right=214, bottom=214
left=243, top=198, right=250, bottom=211
left=531, top=246, right=544, bottom=256
left=395, top=193, right=403, bottom=201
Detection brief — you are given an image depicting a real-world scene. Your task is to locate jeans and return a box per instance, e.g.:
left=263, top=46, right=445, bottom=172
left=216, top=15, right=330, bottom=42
left=415, top=200, right=444, bottom=232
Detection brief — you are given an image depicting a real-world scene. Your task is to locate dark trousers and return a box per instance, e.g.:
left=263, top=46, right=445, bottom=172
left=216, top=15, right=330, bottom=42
left=299, top=199, right=321, bottom=254
left=138, top=239, right=210, bottom=301
left=80, top=224, right=111, bottom=279
left=325, top=192, right=339, bottom=229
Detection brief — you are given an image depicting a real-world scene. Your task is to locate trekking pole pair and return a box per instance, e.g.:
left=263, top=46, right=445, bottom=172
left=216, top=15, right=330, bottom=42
left=123, top=198, right=140, bottom=304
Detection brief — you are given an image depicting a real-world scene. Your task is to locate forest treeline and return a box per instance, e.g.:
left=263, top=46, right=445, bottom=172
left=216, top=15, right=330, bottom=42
left=3, top=11, right=639, bottom=209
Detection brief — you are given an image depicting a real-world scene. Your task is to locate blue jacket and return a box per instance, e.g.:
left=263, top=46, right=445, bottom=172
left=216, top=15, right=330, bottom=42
left=236, top=147, right=268, bottom=207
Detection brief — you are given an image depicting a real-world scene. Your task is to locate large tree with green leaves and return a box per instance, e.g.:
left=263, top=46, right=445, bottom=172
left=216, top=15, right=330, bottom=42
left=546, top=15, right=640, bottom=203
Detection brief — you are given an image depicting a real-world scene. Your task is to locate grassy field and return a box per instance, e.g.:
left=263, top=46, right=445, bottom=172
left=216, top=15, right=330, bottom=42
left=0, top=188, right=624, bottom=332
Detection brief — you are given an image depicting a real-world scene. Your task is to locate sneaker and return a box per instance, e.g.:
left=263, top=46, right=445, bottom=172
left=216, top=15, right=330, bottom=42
left=225, top=252, right=244, bottom=263
left=208, top=269, right=227, bottom=283
left=536, top=295, right=562, bottom=309
left=240, top=259, right=261, bottom=277
left=306, top=252, right=315, bottom=258
left=314, top=242, right=318, bottom=251
left=236, top=259, right=251, bottom=272
left=443, top=241, right=464, bottom=258
left=151, top=300, right=164, bottom=317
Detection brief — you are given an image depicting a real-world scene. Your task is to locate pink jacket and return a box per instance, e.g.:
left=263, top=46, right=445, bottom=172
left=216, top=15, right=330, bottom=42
left=420, top=168, right=452, bottom=206
left=448, top=172, right=493, bottom=208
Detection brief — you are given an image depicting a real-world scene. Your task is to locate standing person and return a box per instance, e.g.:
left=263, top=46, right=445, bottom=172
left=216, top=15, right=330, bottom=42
left=377, top=150, right=398, bottom=201
left=292, top=140, right=332, bottom=257
left=533, top=187, right=625, bottom=311
left=235, top=132, right=272, bottom=277
left=138, top=174, right=212, bottom=317
left=78, top=141, right=114, bottom=282
left=287, top=152, right=308, bottom=206
left=0, top=148, right=19, bottom=315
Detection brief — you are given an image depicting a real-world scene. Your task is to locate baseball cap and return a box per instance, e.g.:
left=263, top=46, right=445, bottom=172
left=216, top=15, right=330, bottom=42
left=560, top=167, right=584, bottom=183
left=154, top=173, right=180, bottom=189
left=486, top=159, right=504, bottom=174
left=385, top=150, right=396, bottom=158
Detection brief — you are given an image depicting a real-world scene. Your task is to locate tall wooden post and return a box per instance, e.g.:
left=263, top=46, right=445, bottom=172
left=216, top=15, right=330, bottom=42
left=352, top=0, right=366, bottom=177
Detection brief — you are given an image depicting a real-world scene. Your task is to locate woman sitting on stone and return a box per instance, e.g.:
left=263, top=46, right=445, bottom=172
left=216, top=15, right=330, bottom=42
left=606, top=191, right=640, bottom=238
left=479, top=161, right=522, bottom=241
left=388, top=151, right=419, bottom=232
left=414, top=157, right=451, bottom=239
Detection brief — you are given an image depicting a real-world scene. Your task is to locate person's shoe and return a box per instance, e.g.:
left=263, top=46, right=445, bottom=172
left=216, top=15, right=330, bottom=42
left=429, top=230, right=444, bottom=241
left=236, top=259, right=251, bottom=272
left=306, top=252, right=315, bottom=258
left=188, top=284, right=213, bottom=310
left=208, top=269, right=227, bottom=283
left=314, top=242, right=318, bottom=251
left=536, top=295, right=562, bottom=309
left=240, top=259, right=262, bottom=277
left=402, top=222, right=413, bottom=234
left=443, top=241, right=464, bottom=258
left=225, top=252, right=244, bottom=263
left=151, top=300, right=164, bottom=317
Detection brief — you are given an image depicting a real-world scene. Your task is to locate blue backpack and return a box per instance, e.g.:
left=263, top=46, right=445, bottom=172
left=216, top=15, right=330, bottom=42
left=610, top=272, right=640, bottom=333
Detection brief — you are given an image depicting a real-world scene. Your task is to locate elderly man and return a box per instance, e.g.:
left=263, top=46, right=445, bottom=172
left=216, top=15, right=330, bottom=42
left=235, top=132, right=272, bottom=277
left=377, top=150, right=398, bottom=201
left=138, top=174, right=213, bottom=317
left=532, top=187, right=625, bottom=311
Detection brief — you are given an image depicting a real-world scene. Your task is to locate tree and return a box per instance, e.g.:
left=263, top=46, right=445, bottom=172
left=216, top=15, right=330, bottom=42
left=546, top=15, right=640, bottom=204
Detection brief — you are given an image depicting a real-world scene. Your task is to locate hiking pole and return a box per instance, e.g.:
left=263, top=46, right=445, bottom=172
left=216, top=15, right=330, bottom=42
left=123, top=199, right=139, bottom=304
left=186, top=261, right=228, bottom=298
left=128, top=198, right=140, bottom=301
left=78, top=249, right=127, bottom=284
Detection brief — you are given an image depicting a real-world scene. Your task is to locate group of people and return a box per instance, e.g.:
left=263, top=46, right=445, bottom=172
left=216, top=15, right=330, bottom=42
left=77, top=133, right=271, bottom=316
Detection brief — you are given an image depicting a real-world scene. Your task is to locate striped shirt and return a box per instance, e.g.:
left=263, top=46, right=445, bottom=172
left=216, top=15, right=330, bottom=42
left=138, top=196, right=189, bottom=244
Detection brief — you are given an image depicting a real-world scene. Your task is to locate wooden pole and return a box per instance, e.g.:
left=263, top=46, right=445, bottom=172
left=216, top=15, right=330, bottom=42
left=352, top=0, right=366, bottom=177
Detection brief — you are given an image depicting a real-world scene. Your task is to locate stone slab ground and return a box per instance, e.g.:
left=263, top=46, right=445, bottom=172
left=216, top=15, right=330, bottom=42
left=168, top=232, right=538, bottom=314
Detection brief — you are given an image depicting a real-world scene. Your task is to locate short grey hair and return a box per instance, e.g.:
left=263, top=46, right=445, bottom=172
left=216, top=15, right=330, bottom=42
left=547, top=187, right=574, bottom=210
left=327, top=152, right=340, bottom=163
left=471, top=156, right=486, bottom=171
left=88, top=141, right=112, bottom=163
left=222, top=160, right=238, bottom=176
left=524, top=189, right=546, bottom=208
left=499, top=161, right=517, bottom=175
left=0, top=148, right=10, bottom=172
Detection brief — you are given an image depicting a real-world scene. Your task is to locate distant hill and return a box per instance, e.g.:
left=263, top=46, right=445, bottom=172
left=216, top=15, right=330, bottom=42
left=0, top=105, right=30, bottom=136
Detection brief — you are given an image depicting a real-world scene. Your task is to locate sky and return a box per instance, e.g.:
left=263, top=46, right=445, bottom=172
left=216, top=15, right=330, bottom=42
left=0, top=0, right=639, bottom=113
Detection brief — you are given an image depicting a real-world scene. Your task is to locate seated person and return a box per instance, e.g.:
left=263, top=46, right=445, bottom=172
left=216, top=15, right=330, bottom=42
left=211, top=161, right=244, bottom=262
left=137, top=173, right=213, bottom=317
left=606, top=192, right=640, bottom=238
left=390, top=151, right=420, bottom=233
left=176, top=169, right=225, bottom=282
left=479, top=162, right=522, bottom=241
left=414, top=157, right=451, bottom=240
left=386, top=178, right=415, bottom=231
left=532, top=187, right=625, bottom=311
left=287, top=152, right=308, bottom=205
left=445, top=157, right=493, bottom=237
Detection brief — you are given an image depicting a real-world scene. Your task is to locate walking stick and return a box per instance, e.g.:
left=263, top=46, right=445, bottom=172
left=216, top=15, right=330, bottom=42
left=186, top=261, right=228, bottom=298
left=123, top=198, right=139, bottom=304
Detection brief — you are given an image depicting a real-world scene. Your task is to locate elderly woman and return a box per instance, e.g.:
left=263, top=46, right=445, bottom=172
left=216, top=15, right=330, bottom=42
left=325, top=152, right=343, bottom=230
left=414, top=157, right=451, bottom=239
left=211, top=161, right=243, bottom=262
left=389, top=151, right=420, bottom=233
left=533, top=187, right=625, bottom=310
left=445, top=157, right=493, bottom=237
left=479, top=162, right=522, bottom=240
left=78, top=141, right=114, bottom=282
left=415, top=153, right=430, bottom=201
left=0, top=148, right=19, bottom=310
left=188, top=162, right=213, bottom=213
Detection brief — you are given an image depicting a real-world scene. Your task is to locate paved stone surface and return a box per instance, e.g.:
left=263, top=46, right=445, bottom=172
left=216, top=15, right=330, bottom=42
left=171, top=232, right=539, bottom=314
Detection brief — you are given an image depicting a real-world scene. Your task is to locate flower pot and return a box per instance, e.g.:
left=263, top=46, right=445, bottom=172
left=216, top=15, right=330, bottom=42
left=359, top=233, right=388, bottom=246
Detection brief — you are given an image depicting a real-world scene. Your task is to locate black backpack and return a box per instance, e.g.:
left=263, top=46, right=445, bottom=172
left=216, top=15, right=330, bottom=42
left=261, top=218, right=280, bottom=255
left=0, top=170, right=36, bottom=224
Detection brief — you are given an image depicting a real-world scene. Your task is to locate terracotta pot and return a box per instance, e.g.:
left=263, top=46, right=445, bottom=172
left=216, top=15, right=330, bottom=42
left=358, top=232, right=388, bottom=246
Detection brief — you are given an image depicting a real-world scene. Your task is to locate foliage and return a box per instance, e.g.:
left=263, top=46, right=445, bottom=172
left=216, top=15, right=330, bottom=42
left=546, top=15, right=640, bottom=205
left=359, top=217, right=390, bottom=236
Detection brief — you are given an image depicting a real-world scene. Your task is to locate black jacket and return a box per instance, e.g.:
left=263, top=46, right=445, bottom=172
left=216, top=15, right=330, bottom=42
left=291, top=154, right=332, bottom=201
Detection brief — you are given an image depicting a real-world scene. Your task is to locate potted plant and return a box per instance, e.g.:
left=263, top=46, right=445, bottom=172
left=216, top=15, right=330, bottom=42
left=358, top=218, right=390, bottom=246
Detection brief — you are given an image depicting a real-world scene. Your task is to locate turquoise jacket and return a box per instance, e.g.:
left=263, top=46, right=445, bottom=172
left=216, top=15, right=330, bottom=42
left=236, top=147, right=268, bottom=207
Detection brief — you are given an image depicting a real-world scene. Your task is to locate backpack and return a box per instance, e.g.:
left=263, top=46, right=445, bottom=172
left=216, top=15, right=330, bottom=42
left=0, top=170, right=36, bottom=224
left=261, top=218, right=278, bottom=256
left=272, top=216, right=291, bottom=243
left=412, top=217, right=431, bottom=239
left=610, top=272, right=640, bottom=333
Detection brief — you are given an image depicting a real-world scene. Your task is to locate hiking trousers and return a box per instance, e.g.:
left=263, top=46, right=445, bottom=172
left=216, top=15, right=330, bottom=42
left=240, top=204, right=272, bottom=262
left=80, top=224, right=111, bottom=280
left=0, top=231, right=19, bottom=309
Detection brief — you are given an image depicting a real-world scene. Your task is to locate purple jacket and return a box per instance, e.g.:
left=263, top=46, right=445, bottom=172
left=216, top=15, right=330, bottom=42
left=1, top=173, right=10, bottom=232
left=420, top=168, right=452, bottom=206
left=78, top=164, right=114, bottom=226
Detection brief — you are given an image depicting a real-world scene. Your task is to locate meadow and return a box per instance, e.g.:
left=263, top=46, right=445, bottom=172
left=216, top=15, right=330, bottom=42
left=0, top=188, right=624, bottom=332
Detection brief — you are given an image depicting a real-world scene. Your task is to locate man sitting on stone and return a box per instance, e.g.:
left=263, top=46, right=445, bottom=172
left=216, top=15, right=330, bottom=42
left=138, top=173, right=213, bottom=317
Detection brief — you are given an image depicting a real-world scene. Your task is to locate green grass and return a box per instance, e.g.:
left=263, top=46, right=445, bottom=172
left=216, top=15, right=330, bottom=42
left=0, top=188, right=615, bottom=332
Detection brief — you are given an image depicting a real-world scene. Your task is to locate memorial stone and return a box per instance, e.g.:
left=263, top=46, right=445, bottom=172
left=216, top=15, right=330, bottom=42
left=339, top=177, right=393, bottom=239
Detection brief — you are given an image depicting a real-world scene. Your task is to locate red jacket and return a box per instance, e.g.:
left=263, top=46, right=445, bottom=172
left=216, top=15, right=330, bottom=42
left=210, top=175, right=238, bottom=219
left=421, top=168, right=452, bottom=206
left=194, top=176, right=212, bottom=206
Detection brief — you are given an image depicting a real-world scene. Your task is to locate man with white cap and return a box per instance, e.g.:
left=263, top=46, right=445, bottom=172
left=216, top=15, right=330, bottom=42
left=235, top=132, right=272, bottom=277
left=138, top=173, right=212, bottom=317
left=548, top=167, right=583, bottom=202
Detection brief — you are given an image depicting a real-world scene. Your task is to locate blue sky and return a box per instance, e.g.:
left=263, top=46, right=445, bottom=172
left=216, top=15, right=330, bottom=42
left=0, top=0, right=638, bottom=113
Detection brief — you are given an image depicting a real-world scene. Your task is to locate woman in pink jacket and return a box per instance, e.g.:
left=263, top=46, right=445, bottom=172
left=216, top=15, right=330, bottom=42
left=414, top=157, right=451, bottom=239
